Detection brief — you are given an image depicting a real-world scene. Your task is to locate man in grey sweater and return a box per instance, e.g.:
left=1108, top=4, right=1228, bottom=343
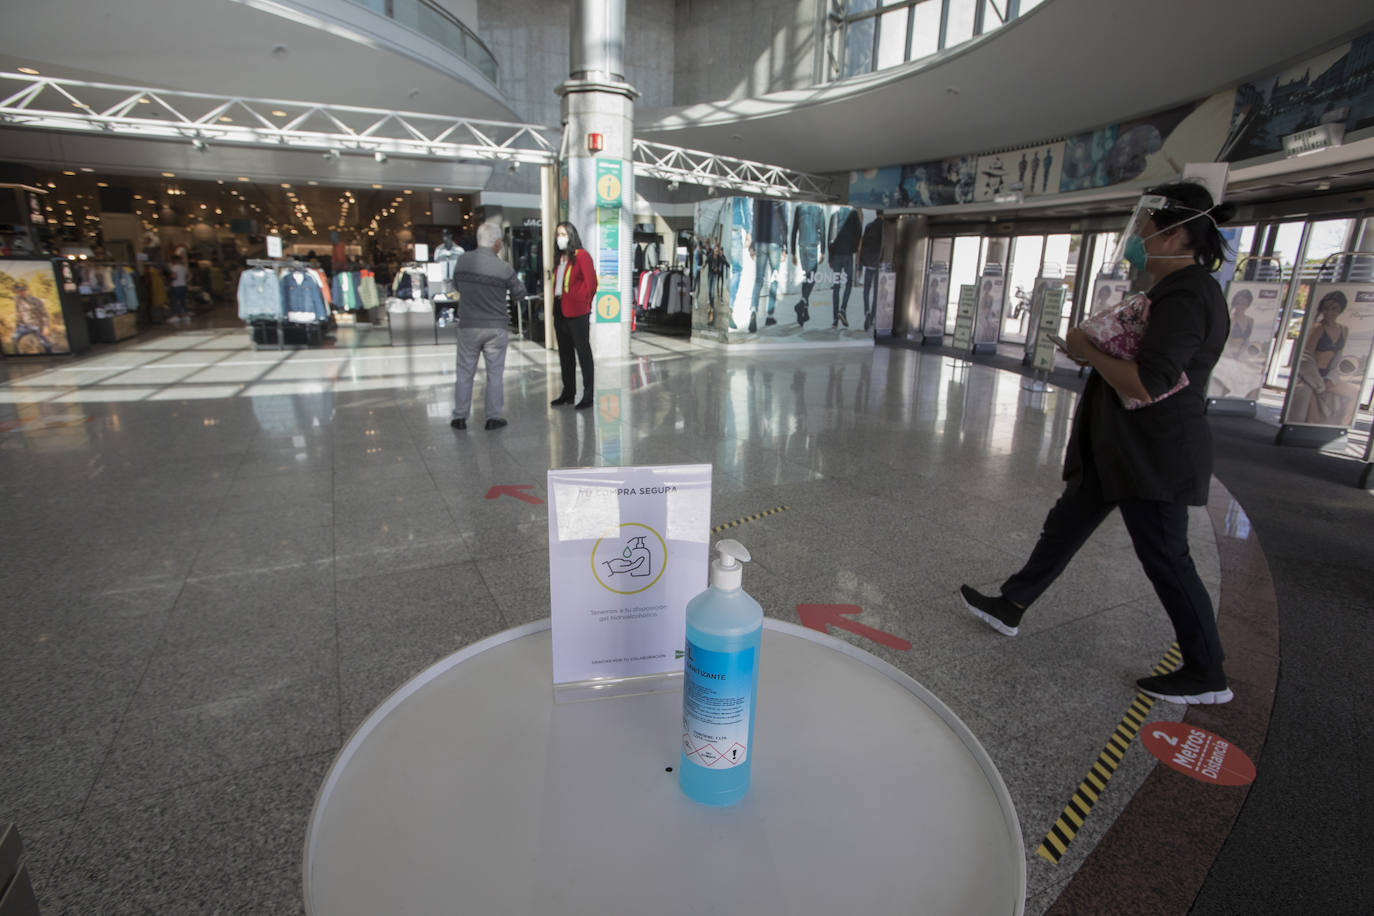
left=450, top=221, right=525, bottom=430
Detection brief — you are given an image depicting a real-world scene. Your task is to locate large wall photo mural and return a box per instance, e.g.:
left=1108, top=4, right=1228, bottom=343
left=849, top=31, right=1374, bottom=209
left=691, top=197, right=893, bottom=345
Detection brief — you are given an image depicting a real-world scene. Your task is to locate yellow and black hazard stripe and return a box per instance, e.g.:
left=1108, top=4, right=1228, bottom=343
left=711, top=505, right=790, bottom=533
left=1036, top=642, right=1183, bottom=864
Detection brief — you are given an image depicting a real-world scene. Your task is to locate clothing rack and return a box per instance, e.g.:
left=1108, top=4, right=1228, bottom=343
left=246, top=258, right=309, bottom=270
left=242, top=259, right=325, bottom=350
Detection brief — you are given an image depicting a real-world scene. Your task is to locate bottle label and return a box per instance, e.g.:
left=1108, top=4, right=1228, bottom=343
left=681, top=640, right=754, bottom=769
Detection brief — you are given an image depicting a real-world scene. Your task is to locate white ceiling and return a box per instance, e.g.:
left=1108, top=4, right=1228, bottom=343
left=0, top=0, right=517, bottom=122
left=635, top=0, right=1374, bottom=175
left=3, top=0, right=1372, bottom=208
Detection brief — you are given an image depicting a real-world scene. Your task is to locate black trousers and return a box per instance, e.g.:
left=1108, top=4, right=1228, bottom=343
left=553, top=304, right=594, bottom=398
left=1000, top=469, right=1224, bottom=672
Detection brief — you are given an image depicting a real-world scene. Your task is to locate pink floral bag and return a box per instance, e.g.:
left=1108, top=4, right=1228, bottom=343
left=1076, top=292, right=1189, bottom=410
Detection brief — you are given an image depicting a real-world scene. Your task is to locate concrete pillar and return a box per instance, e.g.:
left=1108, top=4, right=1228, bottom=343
left=556, top=0, right=637, bottom=364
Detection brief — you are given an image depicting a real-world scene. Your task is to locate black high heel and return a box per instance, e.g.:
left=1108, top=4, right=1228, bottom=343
left=551, top=393, right=574, bottom=406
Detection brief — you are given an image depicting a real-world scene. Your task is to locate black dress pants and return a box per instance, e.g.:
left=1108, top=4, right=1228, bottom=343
left=553, top=303, right=594, bottom=399
left=1000, top=469, right=1224, bottom=672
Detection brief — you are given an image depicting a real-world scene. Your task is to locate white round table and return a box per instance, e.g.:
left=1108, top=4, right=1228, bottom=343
left=304, top=619, right=1025, bottom=915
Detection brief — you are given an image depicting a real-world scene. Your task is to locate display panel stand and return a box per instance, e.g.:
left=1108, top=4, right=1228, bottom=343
left=949, top=282, right=977, bottom=369
left=1206, top=257, right=1286, bottom=419
left=1272, top=253, right=1374, bottom=448
left=1206, top=396, right=1259, bottom=417
left=546, top=464, right=712, bottom=706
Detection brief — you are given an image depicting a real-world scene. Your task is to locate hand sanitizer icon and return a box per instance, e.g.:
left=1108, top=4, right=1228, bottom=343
left=602, top=536, right=653, bottom=578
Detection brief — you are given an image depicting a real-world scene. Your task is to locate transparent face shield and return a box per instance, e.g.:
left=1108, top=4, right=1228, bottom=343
left=1106, top=194, right=1169, bottom=268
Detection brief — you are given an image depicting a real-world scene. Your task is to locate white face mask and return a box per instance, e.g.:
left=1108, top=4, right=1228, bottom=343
left=556, top=235, right=568, bottom=250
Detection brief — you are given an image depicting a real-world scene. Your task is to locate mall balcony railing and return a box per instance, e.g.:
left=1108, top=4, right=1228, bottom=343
left=352, top=0, right=498, bottom=84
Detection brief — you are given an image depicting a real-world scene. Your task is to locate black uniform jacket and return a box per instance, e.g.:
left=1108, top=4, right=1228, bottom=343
left=1064, top=264, right=1230, bottom=505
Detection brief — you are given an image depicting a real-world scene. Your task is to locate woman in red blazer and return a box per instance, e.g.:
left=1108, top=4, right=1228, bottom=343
left=549, top=221, right=598, bottom=409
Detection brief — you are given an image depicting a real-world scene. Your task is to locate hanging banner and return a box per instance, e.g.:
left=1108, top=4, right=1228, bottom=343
left=596, top=201, right=621, bottom=324
left=1207, top=281, right=1285, bottom=401
left=595, top=158, right=623, bottom=208
left=952, top=284, right=977, bottom=351
left=547, top=464, right=712, bottom=688
left=558, top=158, right=569, bottom=223
left=1282, top=283, right=1374, bottom=429
left=923, top=267, right=950, bottom=341
left=973, top=274, right=1005, bottom=347
left=1031, top=285, right=1069, bottom=371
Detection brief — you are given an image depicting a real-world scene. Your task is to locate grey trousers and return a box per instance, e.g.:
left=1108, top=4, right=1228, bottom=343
left=451, top=326, right=508, bottom=420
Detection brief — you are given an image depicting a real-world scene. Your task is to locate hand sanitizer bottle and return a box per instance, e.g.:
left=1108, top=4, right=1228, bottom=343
left=679, top=539, right=763, bottom=806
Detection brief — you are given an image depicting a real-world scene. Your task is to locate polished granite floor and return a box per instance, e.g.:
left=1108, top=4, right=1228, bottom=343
left=1, top=322, right=1244, bottom=914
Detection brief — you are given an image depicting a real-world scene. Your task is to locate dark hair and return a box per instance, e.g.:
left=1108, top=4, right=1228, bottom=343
left=1317, top=290, right=1348, bottom=314
left=1145, top=181, right=1237, bottom=271
left=554, top=222, right=584, bottom=261
left=1231, top=289, right=1253, bottom=309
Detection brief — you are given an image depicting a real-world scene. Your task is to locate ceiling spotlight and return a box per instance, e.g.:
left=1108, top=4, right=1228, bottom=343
left=322, top=149, right=341, bottom=161
left=667, top=180, right=679, bottom=192
left=374, top=151, right=387, bottom=163
left=191, top=138, right=206, bottom=151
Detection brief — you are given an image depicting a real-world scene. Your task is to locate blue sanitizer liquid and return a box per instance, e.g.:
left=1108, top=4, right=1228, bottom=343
left=679, top=582, right=763, bottom=806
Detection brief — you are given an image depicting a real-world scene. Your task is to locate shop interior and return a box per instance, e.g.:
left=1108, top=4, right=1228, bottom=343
left=0, top=167, right=543, bottom=353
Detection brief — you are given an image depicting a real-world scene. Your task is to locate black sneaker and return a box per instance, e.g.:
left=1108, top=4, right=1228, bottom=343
left=450, top=418, right=466, bottom=430
left=484, top=418, right=508, bottom=430
left=1136, top=667, right=1233, bottom=705
left=764, top=315, right=777, bottom=326
left=959, top=585, right=1023, bottom=636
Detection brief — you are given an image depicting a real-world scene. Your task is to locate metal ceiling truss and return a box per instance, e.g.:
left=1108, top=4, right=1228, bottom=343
left=0, top=71, right=557, bottom=165
left=0, top=72, right=833, bottom=199
left=632, top=139, right=834, bottom=200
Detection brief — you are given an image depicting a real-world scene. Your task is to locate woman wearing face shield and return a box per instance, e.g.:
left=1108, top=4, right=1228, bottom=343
left=961, top=181, right=1240, bottom=705
left=549, top=221, right=598, bottom=409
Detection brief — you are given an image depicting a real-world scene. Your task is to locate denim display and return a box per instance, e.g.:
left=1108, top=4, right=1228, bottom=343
left=236, top=268, right=284, bottom=319
left=280, top=271, right=328, bottom=320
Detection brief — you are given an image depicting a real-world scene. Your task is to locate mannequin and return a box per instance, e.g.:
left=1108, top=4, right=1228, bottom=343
left=435, top=228, right=465, bottom=293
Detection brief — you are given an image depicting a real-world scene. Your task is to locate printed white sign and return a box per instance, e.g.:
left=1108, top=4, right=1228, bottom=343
left=547, top=464, right=712, bottom=686
left=266, top=235, right=282, bottom=258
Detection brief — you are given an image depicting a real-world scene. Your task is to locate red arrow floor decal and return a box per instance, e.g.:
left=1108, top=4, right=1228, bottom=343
left=797, top=604, right=911, bottom=651
left=485, top=484, right=543, bottom=505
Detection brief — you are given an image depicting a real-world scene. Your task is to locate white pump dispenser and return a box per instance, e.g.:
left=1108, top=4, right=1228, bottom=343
left=709, top=538, right=750, bottom=590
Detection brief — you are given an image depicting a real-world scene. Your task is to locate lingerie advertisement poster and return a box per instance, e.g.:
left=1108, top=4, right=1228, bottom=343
left=1282, top=283, right=1374, bottom=430
left=691, top=196, right=878, bottom=345
left=1207, top=282, right=1285, bottom=402
left=1088, top=276, right=1133, bottom=316
left=1, top=260, right=70, bottom=356
left=923, top=269, right=950, bottom=341
left=973, top=274, right=1005, bottom=347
